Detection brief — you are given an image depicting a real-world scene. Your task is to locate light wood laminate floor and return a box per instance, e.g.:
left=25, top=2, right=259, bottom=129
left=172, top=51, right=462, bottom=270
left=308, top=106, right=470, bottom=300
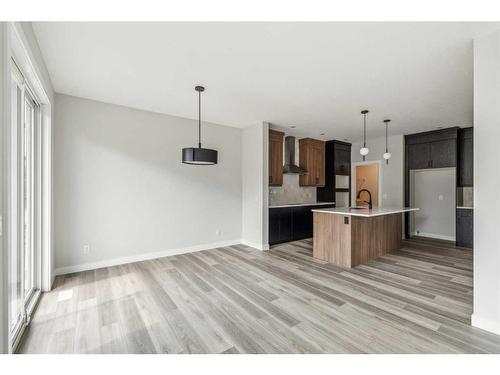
left=19, top=238, right=500, bottom=353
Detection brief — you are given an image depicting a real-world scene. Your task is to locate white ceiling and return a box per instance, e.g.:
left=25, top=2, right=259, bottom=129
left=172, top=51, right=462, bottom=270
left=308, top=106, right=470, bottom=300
left=33, top=22, right=499, bottom=142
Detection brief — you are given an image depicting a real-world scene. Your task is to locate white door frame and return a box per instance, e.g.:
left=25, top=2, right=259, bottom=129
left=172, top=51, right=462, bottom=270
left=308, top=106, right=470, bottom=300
left=3, top=22, right=53, bottom=353
left=351, top=160, right=383, bottom=208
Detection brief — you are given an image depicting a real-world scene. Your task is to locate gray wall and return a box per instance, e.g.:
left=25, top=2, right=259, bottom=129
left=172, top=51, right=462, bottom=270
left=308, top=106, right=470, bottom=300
left=410, top=168, right=456, bottom=241
left=351, top=134, right=404, bottom=208
left=472, top=28, right=500, bottom=335
left=54, top=94, right=243, bottom=273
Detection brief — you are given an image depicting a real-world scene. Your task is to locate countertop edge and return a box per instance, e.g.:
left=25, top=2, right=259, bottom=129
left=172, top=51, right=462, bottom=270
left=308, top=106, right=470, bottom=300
left=269, top=202, right=335, bottom=209
left=311, top=207, right=419, bottom=217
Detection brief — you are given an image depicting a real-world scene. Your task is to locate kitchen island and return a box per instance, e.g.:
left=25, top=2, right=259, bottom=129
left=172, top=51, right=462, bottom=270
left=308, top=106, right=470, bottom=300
left=312, top=207, right=419, bottom=268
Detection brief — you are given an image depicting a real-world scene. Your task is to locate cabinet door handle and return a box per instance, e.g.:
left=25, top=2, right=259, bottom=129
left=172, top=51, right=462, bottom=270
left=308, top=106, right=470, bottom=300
left=269, top=176, right=273, bottom=183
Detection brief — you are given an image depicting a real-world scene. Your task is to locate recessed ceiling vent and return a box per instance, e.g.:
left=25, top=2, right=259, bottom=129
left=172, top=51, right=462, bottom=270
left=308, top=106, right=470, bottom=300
left=282, top=136, right=308, bottom=175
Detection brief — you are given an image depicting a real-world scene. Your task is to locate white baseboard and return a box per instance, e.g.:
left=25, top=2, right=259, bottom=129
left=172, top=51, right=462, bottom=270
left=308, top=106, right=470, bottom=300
left=412, top=231, right=455, bottom=242
left=54, top=239, right=242, bottom=276
left=471, top=314, right=500, bottom=335
left=241, top=239, right=269, bottom=251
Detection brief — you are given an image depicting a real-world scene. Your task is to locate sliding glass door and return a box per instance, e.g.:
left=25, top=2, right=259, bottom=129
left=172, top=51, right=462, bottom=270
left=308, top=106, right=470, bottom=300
left=9, top=61, right=41, bottom=346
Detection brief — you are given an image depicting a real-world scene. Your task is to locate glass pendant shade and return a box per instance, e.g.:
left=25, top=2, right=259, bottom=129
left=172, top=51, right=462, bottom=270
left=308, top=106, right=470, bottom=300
left=383, top=152, right=391, bottom=160
left=360, top=147, right=369, bottom=156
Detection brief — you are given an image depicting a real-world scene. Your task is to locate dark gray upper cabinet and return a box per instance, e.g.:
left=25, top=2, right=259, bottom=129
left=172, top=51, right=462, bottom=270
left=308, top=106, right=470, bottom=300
left=458, top=128, right=473, bottom=187
left=407, top=142, right=431, bottom=169
left=430, top=139, right=456, bottom=168
left=405, top=127, right=458, bottom=170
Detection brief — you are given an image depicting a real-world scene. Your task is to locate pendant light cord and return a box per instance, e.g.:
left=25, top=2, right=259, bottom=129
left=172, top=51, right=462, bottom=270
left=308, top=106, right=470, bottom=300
left=385, top=122, right=388, bottom=152
left=198, top=89, right=202, bottom=148
left=363, top=113, right=366, bottom=148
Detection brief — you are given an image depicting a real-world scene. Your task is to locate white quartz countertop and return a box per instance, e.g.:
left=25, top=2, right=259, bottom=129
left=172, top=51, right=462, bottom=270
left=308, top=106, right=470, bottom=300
left=312, top=207, right=419, bottom=217
left=456, top=206, right=473, bottom=210
left=269, top=202, right=335, bottom=208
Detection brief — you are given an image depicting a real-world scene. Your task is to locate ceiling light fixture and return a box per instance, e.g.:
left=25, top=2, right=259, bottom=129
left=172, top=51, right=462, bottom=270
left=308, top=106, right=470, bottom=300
left=383, top=119, right=392, bottom=164
left=360, top=110, right=369, bottom=160
left=182, top=86, right=218, bottom=165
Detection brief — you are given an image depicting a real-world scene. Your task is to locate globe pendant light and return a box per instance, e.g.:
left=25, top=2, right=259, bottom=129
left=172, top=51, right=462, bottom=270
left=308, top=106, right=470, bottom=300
left=383, top=119, right=392, bottom=164
left=182, top=86, right=218, bottom=165
left=360, top=110, right=369, bottom=161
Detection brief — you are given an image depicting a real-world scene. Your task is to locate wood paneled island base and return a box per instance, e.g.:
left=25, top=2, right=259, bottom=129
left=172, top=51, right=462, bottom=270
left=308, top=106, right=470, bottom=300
left=313, top=211, right=403, bottom=268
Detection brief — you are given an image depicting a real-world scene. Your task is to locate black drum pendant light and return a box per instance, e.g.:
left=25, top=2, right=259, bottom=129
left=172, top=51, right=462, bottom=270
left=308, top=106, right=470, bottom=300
left=182, top=86, right=218, bottom=165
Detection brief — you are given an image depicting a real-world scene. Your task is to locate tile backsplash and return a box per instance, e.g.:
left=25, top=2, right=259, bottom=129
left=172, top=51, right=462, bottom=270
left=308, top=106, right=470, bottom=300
left=457, top=187, right=473, bottom=207
left=269, top=174, right=317, bottom=206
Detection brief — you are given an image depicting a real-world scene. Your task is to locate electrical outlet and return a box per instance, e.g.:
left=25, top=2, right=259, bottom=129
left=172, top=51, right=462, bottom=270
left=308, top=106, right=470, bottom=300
left=83, top=244, right=90, bottom=255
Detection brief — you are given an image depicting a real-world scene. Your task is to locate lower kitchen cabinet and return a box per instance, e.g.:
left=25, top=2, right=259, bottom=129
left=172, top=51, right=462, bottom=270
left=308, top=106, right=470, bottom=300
left=269, top=204, right=335, bottom=245
left=269, top=208, right=281, bottom=244
left=456, top=208, right=473, bottom=248
left=291, top=206, right=312, bottom=240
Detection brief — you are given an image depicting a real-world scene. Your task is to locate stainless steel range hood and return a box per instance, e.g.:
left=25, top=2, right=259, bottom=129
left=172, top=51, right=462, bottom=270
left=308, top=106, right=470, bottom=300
left=283, top=136, right=308, bottom=175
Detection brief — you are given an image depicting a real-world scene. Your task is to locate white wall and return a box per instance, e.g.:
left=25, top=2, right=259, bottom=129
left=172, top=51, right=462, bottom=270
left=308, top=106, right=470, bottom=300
left=241, top=122, right=268, bottom=250
left=1, top=21, right=7, bottom=354
left=411, top=168, right=456, bottom=241
left=54, top=94, right=243, bottom=274
left=472, top=28, right=500, bottom=335
left=351, top=135, right=404, bottom=208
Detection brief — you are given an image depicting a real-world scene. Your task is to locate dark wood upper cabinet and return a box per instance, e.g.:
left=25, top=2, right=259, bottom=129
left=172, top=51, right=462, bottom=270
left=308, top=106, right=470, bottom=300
left=269, top=129, right=284, bottom=186
left=299, top=138, right=325, bottom=187
left=458, top=127, right=473, bottom=187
